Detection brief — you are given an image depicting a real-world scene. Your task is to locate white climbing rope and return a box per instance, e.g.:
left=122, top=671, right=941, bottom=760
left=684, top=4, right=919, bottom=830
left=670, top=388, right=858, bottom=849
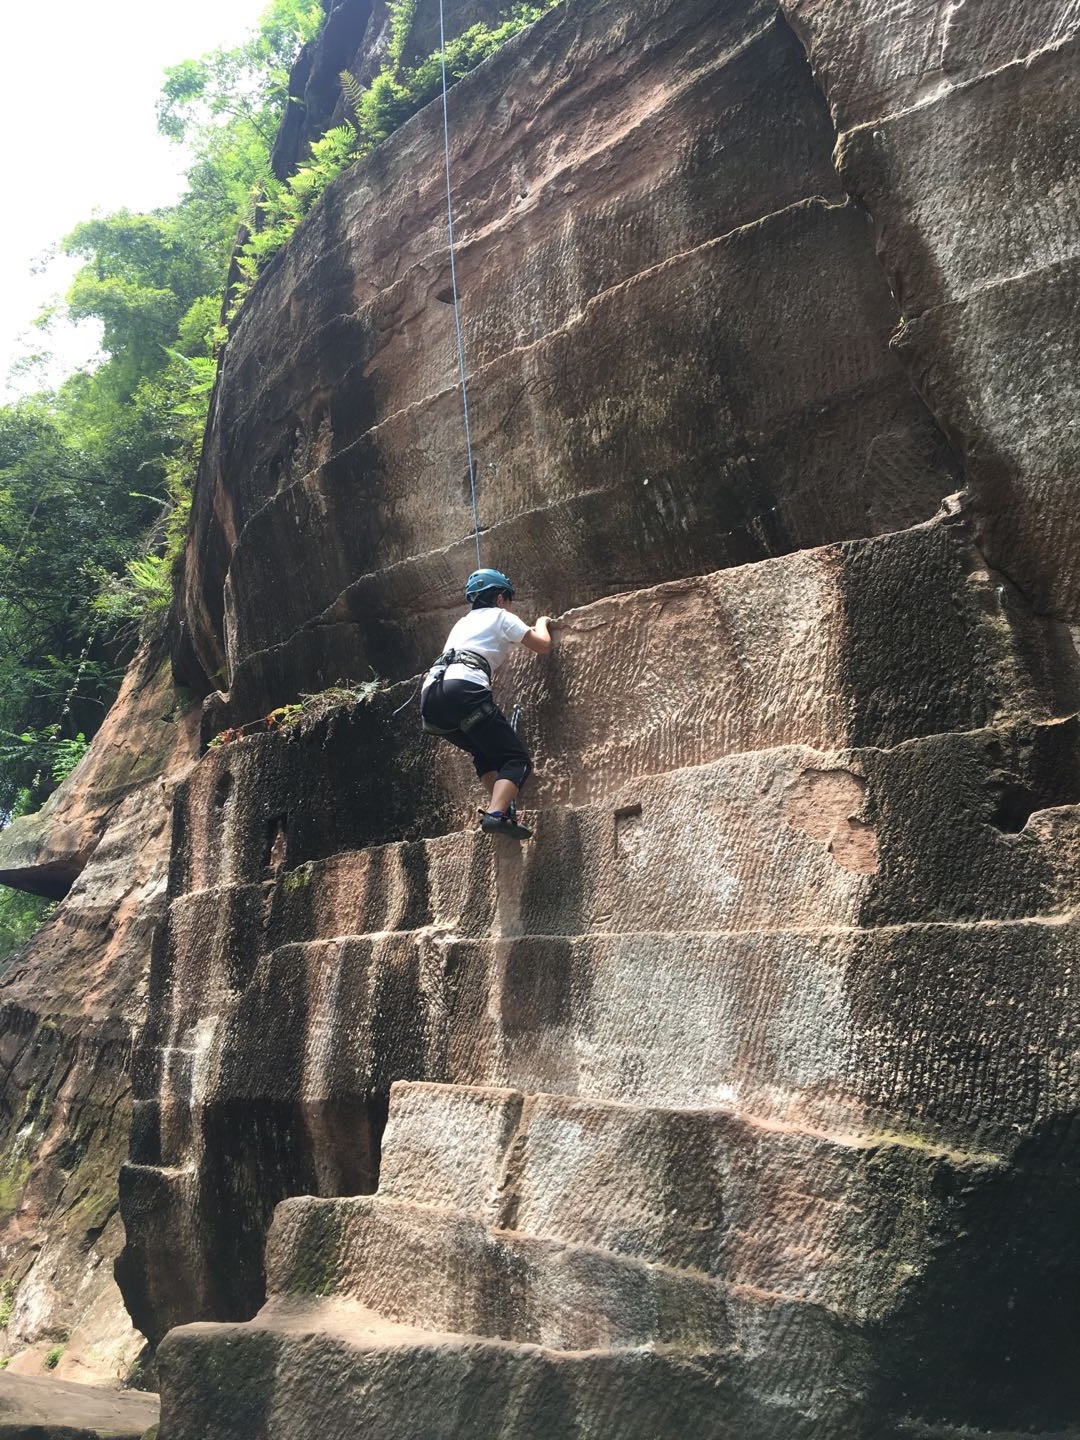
left=438, top=0, right=483, bottom=569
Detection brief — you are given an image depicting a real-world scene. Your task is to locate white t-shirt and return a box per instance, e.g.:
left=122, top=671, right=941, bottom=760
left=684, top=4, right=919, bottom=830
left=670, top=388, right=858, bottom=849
left=424, top=606, right=531, bottom=689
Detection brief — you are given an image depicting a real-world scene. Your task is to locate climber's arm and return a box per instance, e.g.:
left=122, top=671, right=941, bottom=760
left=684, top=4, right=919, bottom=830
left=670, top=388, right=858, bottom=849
left=521, top=616, right=553, bottom=655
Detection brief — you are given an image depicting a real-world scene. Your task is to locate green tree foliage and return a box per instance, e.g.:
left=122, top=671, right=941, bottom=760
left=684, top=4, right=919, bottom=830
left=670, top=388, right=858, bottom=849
left=158, top=0, right=323, bottom=142
left=0, top=0, right=322, bottom=848
left=157, top=0, right=324, bottom=258
left=0, top=886, right=56, bottom=968
left=356, top=4, right=554, bottom=145
left=0, top=787, right=62, bottom=968
left=0, top=400, right=145, bottom=814
left=62, top=213, right=220, bottom=400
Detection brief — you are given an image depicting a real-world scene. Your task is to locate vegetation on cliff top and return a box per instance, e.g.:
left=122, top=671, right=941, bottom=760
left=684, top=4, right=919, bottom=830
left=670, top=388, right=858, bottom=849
left=0, top=0, right=322, bottom=957
left=230, top=0, right=559, bottom=310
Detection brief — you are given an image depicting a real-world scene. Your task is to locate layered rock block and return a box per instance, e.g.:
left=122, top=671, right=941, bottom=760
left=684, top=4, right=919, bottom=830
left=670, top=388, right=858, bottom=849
left=130, top=503, right=1080, bottom=1433
left=183, top=0, right=959, bottom=718
left=116, top=0, right=1080, bottom=1433
left=785, top=0, right=1080, bottom=617
left=0, top=646, right=199, bottom=1379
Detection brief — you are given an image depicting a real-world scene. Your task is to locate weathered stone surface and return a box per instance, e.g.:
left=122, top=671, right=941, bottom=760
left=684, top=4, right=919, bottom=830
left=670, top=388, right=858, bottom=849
left=0, top=651, right=195, bottom=900
left=18, top=0, right=1074, bottom=1431
left=138, top=901, right=1078, bottom=1143
left=0, top=646, right=199, bottom=1380
left=821, top=32, right=1080, bottom=618
left=220, top=199, right=939, bottom=692
left=269, top=1196, right=731, bottom=1351
left=159, top=1307, right=741, bottom=1440
left=122, top=528, right=1080, bottom=1394
left=377, top=1081, right=523, bottom=1217
left=504, top=1091, right=977, bottom=1296
left=181, top=0, right=962, bottom=718
left=837, top=43, right=1080, bottom=315
left=783, top=0, right=1080, bottom=622
left=184, top=513, right=1076, bottom=858
left=893, top=266, right=1080, bottom=618
left=157, top=1291, right=1080, bottom=1440
left=782, top=0, right=1080, bottom=131
left=0, top=1369, right=158, bottom=1438
left=174, top=720, right=1080, bottom=947
left=272, top=1080, right=1001, bottom=1319
left=156, top=1068, right=1079, bottom=1437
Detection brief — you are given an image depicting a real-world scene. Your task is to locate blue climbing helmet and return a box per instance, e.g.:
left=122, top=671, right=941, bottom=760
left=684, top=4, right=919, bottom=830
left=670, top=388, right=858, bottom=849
left=465, top=568, right=515, bottom=603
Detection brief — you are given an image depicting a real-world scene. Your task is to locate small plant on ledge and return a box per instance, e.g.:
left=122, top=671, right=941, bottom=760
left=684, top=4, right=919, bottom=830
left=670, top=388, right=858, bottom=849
left=207, top=677, right=384, bottom=749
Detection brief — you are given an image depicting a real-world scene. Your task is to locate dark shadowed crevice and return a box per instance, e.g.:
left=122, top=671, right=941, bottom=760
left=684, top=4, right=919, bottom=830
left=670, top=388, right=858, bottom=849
left=987, top=781, right=1044, bottom=833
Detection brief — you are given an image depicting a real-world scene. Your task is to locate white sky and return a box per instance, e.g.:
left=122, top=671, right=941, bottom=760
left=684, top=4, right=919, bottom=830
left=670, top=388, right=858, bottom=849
left=1, top=0, right=273, bottom=397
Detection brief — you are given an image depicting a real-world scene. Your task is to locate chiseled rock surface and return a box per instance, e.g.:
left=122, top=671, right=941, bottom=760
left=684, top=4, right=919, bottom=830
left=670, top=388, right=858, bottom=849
left=97, top=0, right=1080, bottom=1433
left=0, top=1369, right=158, bottom=1438
left=784, top=0, right=1080, bottom=618
left=0, top=646, right=199, bottom=1382
left=376, top=1082, right=524, bottom=1218
left=156, top=1058, right=1076, bottom=1436
left=181, top=0, right=958, bottom=719
left=130, top=507, right=1080, bottom=1432
left=174, top=510, right=1077, bottom=866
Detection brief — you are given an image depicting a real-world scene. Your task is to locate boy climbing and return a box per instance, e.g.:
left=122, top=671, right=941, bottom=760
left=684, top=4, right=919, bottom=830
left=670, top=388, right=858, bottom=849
left=421, top=568, right=552, bottom=840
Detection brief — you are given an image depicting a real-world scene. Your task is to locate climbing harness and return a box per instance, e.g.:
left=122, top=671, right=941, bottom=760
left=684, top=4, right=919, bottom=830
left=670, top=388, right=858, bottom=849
left=418, top=648, right=496, bottom=736
left=390, top=647, right=491, bottom=724
left=439, top=0, right=482, bottom=570
left=431, top=648, right=492, bottom=685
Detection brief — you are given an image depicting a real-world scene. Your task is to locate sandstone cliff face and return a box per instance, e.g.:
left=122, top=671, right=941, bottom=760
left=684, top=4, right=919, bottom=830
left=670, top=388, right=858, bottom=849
left=786, top=0, right=1080, bottom=621
left=5, top=0, right=1079, bottom=1430
left=182, top=0, right=961, bottom=723
left=125, top=0, right=1080, bottom=1431
left=0, top=645, right=200, bottom=1381
left=140, top=513, right=1080, bottom=1435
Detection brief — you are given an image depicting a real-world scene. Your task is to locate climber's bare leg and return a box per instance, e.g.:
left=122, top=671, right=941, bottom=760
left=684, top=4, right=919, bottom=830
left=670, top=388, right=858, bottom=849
left=490, top=778, right=519, bottom=814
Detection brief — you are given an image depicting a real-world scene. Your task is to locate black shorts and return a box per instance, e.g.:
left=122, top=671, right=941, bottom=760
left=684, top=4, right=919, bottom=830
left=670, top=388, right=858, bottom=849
left=420, top=677, right=533, bottom=789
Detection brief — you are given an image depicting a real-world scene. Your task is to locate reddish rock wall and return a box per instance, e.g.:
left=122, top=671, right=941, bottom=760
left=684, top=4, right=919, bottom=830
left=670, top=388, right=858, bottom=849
left=3, top=0, right=1078, bottom=1431
left=783, top=0, right=1080, bottom=617
left=0, top=647, right=199, bottom=1381
left=180, top=0, right=957, bottom=719
left=140, top=0, right=1080, bottom=1431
